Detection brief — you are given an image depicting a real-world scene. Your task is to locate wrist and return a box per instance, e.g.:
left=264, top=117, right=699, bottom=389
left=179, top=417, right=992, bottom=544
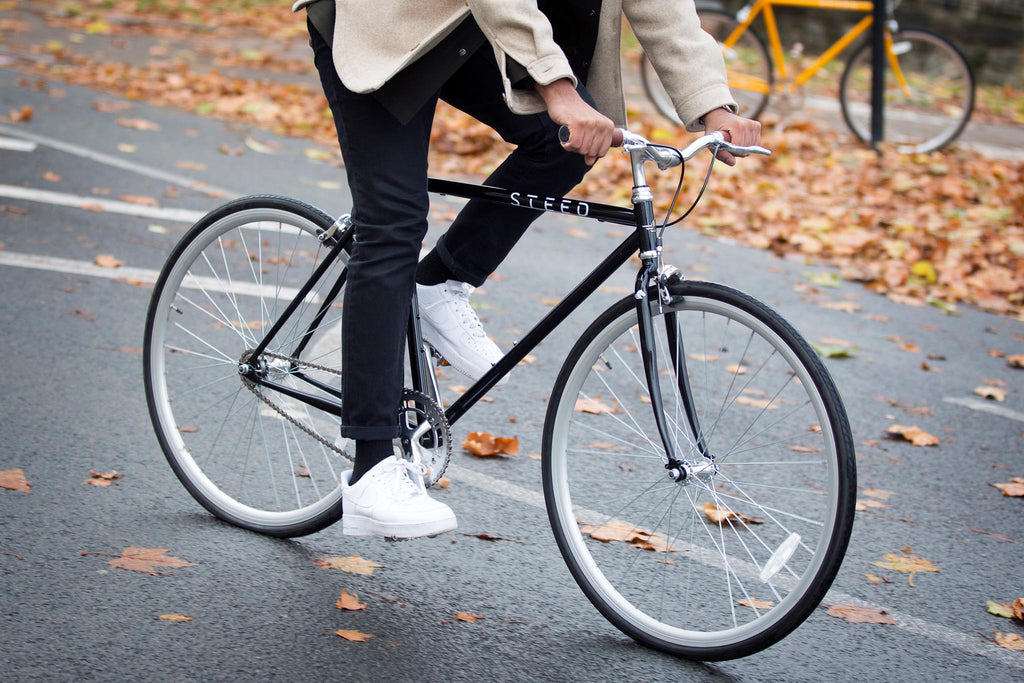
left=698, top=105, right=734, bottom=127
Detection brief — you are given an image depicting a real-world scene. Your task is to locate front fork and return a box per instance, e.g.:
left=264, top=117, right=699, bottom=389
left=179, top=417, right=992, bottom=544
left=632, top=191, right=713, bottom=483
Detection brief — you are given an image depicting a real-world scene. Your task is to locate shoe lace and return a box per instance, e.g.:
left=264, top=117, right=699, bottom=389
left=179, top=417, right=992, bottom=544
left=381, top=457, right=427, bottom=500
left=450, top=283, right=486, bottom=339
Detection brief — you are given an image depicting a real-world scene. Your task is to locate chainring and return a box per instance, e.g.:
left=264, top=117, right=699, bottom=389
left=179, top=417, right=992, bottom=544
left=397, top=389, right=451, bottom=488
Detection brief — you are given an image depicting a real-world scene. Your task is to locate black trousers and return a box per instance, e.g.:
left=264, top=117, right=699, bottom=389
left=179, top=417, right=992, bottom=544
left=310, top=23, right=593, bottom=440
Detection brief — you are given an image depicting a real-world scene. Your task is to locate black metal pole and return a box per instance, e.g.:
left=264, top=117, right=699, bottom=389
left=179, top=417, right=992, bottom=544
left=870, top=0, right=886, bottom=150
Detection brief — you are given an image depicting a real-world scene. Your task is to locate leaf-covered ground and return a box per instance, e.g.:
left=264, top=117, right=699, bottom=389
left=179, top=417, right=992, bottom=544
left=3, top=0, right=1022, bottom=317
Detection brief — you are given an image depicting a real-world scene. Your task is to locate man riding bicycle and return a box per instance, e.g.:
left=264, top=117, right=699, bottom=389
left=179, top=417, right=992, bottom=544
left=295, top=0, right=762, bottom=539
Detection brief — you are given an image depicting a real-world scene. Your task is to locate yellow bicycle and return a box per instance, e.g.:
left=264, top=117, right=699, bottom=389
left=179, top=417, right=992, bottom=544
left=642, top=0, right=975, bottom=153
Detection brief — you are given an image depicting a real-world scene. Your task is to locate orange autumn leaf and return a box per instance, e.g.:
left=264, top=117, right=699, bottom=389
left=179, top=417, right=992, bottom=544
left=573, top=397, right=617, bottom=414
left=885, top=424, right=939, bottom=447
left=462, top=432, right=519, bottom=457
left=9, top=105, right=34, bottom=122
left=994, top=631, right=1024, bottom=651
left=455, top=611, right=485, bottom=623
left=824, top=604, right=898, bottom=625
left=701, top=503, right=764, bottom=526
left=737, top=597, right=774, bottom=610
left=991, top=478, right=1024, bottom=497
left=579, top=518, right=675, bottom=552
left=1006, top=355, right=1024, bottom=369
left=97, top=547, right=197, bottom=575
left=336, top=589, right=367, bottom=611
left=83, top=470, right=122, bottom=487
left=42, top=171, right=62, bottom=182
left=94, top=254, right=125, bottom=268
left=974, top=385, right=1007, bottom=402
left=119, top=194, right=159, bottom=207
left=313, top=556, right=384, bottom=576
left=333, top=629, right=373, bottom=642
left=115, top=117, right=160, bottom=131
left=0, top=468, right=31, bottom=493
left=158, top=614, right=193, bottom=623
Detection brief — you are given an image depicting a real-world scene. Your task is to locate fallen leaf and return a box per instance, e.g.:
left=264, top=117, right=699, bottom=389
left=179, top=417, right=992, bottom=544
left=735, top=395, right=777, bottom=410
left=116, top=143, right=137, bottom=154
left=1007, top=355, right=1024, bottom=369
left=974, top=385, right=1007, bottom=401
left=313, top=555, right=384, bottom=576
left=987, top=601, right=1014, bottom=619
left=574, top=397, right=616, bottom=414
left=120, top=194, right=159, bottom=207
left=178, top=425, right=198, bottom=433
left=991, top=479, right=1024, bottom=497
left=42, top=171, right=61, bottom=182
left=218, top=145, right=244, bottom=156
left=175, top=160, right=207, bottom=171
left=83, top=470, right=122, bottom=487
left=462, top=532, right=525, bottom=544
left=994, top=631, right=1024, bottom=651
left=94, top=254, right=124, bottom=268
left=462, top=432, right=519, bottom=457
left=885, top=424, right=939, bottom=447
left=812, top=343, right=856, bottom=359
left=864, top=573, right=892, bottom=585
left=244, top=136, right=278, bottom=154
left=0, top=468, right=31, bottom=493
left=824, top=604, right=898, bottom=624
left=988, top=349, right=1006, bottom=358
left=872, top=552, right=939, bottom=587
left=455, top=611, right=485, bottom=623
left=579, top=518, right=675, bottom=552
left=970, top=528, right=1018, bottom=543
left=1016, top=598, right=1024, bottom=621
left=861, top=488, right=896, bottom=500
left=95, top=547, right=196, bottom=575
left=855, top=499, right=889, bottom=511
left=293, top=464, right=310, bottom=478
left=9, top=105, right=34, bottom=122
left=737, top=597, right=774, bottom=610
left=336, top=589, right=367, bottom=611
left=333, top=629, right=373, bottom=642
left=116, top=117, right=160, bottom=131
left=701, top=503, right=764, bottom=526
left=158, top=614, right=193, bottom=622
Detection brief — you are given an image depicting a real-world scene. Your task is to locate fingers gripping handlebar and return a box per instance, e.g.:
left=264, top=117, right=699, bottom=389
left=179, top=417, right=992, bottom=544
left=557, top=125, right=771, bottom=169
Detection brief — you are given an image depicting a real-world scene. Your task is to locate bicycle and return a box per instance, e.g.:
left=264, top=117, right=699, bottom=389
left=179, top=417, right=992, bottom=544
left=142, top=128, right=856, bottom=660
left=641, top=0, right=975, bottom=153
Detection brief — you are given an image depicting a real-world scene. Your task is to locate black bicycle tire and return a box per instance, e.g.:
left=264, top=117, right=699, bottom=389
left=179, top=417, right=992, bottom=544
left=839, top=26, right=975, bottom=153
left=143, top=194, right=351, bottom=538
left=541, top=279, right=856, bottom=660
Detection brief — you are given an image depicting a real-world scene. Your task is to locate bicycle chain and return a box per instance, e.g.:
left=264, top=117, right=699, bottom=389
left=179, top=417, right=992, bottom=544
left=239, top=350, right=450, bottom=477
left=240, top=349, right=353, bottom=462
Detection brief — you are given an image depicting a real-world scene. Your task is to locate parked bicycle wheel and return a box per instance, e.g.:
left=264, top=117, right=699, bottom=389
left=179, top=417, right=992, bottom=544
left=840, top=27, right=975, bottom=153
left=143, top=195, right=353, bottom=537
left=641, top=9, right=772, bottom=124
left=543, top=280, right=855, bottom=660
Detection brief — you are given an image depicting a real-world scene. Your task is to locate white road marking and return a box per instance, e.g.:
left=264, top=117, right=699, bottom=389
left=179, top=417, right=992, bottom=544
left=0, top=136, right=37, bottom=152
left=0, top=250, right=308, bottom=301
left=0, top=122, right=239, bottom=197
left=446, top=461, right=1024, bottom=668
left=0, top=184, right=207, bottom=223
left=944, top=396, right=1024, bottom=423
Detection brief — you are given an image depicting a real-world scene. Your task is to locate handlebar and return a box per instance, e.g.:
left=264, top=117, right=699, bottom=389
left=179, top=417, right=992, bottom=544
left=557, top=126, right=771, bottom=170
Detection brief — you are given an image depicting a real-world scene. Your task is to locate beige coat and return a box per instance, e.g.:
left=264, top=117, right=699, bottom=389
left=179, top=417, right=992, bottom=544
left=292, top=0, right=735, bottom=131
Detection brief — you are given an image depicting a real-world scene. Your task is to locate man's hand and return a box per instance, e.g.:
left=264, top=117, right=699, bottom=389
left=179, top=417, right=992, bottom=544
left=702, top=107, right=762, bottom=166
left=536, top=78, right=615, bottom=165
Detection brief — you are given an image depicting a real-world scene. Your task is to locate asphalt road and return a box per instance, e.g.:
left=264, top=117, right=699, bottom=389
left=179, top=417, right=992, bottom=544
left=1, top=64, right=1023, bottom=681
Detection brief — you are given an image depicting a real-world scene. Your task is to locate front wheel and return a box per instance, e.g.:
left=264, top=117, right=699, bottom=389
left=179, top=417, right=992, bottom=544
left=543, top=280, right=855, bottom=660
left=143, top=195, right=353, bottom=537
left=840, top=27, right=975, bottom=153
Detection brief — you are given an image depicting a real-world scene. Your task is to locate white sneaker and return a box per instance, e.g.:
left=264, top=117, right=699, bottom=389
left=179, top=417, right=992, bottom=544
left=417, top=280, right=507, bottom=385
left=341, top=456, right=457, bottom=538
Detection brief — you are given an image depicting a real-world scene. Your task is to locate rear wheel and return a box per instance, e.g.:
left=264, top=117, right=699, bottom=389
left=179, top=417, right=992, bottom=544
left=143, top=195, right=352, bottom=537
left=840, top=27, right=975, bottom=153
left=543, top=280, right=855, bottom=659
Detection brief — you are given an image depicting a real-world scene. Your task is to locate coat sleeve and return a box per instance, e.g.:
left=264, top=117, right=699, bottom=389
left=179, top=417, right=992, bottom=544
left=623, top=0, right=736, bottom=130
left=466, top=0, right=576, bottom=113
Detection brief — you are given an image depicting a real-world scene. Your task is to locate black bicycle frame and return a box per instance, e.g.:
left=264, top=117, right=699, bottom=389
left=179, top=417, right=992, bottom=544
left=245, top=175, right=703, bottom=469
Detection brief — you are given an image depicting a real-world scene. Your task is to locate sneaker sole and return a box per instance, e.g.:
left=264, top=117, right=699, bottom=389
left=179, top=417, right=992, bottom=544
left=342, top=514, right=458, bottom=539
